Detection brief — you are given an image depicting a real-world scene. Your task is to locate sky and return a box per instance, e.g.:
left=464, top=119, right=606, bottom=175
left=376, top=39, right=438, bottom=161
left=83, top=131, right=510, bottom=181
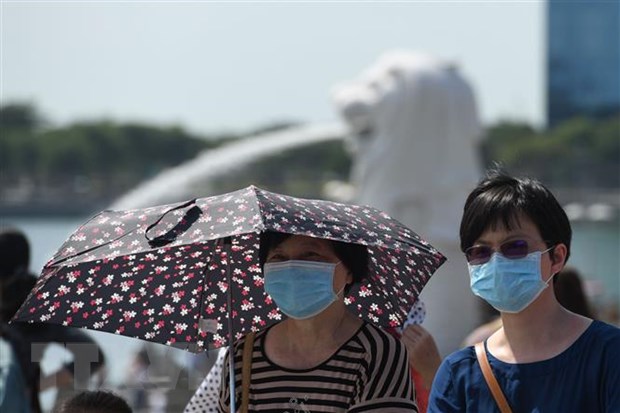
left=1, top=1, right=545, bottom=136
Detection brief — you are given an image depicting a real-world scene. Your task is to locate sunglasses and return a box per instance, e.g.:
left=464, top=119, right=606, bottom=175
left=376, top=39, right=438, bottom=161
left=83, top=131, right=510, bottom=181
left=465, top=239, right=550, bottom=265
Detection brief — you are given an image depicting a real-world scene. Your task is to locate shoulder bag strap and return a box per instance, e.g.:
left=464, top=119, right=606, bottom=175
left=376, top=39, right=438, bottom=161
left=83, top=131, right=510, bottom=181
left=240, top=331, right=255, bottom=413
left=475, top=341, right=513, bottom=413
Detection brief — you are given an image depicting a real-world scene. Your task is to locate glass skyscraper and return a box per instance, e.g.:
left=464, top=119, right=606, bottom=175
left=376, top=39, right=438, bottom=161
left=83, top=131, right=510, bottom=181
left=547, top=0, right=620, bottom=127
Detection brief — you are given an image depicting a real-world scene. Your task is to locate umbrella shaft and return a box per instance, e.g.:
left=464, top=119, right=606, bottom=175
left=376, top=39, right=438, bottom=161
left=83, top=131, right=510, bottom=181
left=224, top=236, right=237, bottom=411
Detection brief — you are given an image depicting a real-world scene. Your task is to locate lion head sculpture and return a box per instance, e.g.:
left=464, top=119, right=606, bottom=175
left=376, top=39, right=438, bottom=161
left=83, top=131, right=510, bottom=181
left=332, top=50, right=482, bottom=243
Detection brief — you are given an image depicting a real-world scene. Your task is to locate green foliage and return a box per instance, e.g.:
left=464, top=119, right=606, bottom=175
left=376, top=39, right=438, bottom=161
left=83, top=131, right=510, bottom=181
left=1, top=103, right=215, bottom=203
left=480, top=115, right=619, bottom=188
left=1, top=104, right=42, bottom=176
left=0, top=103, right=42, bottom=132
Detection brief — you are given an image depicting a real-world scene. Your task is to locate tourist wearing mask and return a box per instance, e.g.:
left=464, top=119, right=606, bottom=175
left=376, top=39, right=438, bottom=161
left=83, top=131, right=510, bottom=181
left=188, top=231, right=417, bottom=412
left=428, top=171, right=620, bottom=412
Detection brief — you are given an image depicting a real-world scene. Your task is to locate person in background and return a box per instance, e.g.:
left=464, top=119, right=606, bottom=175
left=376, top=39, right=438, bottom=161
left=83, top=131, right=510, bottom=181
left=553, top=266, right=594, bottom=319
left=183, top=348, right=226, bottom=412
left=397, top=301, right=442, bottom=413
left=53, top=390, right=132, bottom=413
left=125, top=348, right=150, bottom=412
left=0, top=228, right=107, bottom=409
left=428, top=170, right=620, bottom=412
left=460, top=312, right=502, bottom=348
left=0, top=331, right=32, bottom=412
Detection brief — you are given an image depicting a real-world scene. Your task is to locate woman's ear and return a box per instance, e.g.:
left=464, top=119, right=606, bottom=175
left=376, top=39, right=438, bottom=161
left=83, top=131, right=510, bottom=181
left=550, top=243, right=567, bottom=275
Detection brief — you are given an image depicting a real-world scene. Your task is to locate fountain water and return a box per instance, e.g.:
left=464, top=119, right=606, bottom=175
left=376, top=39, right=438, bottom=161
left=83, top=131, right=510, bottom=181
left=111, top=123, right=347, bottom=209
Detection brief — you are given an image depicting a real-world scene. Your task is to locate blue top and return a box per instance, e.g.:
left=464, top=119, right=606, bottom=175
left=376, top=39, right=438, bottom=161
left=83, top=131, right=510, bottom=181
left=428, top=320, right=620, bottom=412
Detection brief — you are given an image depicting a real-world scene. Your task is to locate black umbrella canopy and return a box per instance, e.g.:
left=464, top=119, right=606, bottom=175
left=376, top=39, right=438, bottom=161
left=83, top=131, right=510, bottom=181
left=14, top=186, right=445, bottom=351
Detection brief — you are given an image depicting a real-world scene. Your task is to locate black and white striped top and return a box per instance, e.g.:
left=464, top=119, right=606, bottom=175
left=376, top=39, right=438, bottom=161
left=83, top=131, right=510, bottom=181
left=219, top=322, right=417, bottom=412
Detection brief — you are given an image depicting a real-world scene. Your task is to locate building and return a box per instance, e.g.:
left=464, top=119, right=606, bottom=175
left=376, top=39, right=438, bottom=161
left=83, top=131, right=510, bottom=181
left=547, top=0, right=620, bottom=127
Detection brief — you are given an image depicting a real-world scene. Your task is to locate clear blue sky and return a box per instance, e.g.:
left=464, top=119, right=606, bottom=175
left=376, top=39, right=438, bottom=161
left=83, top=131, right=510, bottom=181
left=1, top=1, right=545, bottom=135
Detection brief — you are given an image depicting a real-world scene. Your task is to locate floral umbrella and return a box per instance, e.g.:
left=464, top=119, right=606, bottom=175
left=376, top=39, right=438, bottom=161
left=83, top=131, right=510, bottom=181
left=13, top=186, right=445, bottom=352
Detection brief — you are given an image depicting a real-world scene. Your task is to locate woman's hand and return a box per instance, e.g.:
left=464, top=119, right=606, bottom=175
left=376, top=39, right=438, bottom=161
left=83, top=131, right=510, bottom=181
left=401, top=324, right=442, bottom=388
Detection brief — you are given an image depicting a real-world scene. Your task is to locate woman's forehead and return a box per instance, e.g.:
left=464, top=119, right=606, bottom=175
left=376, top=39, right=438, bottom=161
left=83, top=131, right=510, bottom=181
left=273, top=235, right=333, bottom=251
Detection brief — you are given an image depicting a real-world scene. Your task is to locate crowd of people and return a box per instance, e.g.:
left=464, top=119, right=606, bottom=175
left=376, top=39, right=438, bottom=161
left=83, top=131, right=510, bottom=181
left=2, top=170, right=619, bottom=412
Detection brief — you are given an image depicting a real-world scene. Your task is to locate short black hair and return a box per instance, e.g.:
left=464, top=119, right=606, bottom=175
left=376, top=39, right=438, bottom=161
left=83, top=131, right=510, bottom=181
left=259, top=231, right=368, bottom=294
left=0, top=228, right=30, bottom=278
left=54, top=390, right=132, bottom=413
left=460, top=170, right=572, bottom=263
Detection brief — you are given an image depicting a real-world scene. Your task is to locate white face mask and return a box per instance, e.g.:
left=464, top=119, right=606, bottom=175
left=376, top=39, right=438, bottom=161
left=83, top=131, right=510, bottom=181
left=468, top=249, right=555, bottom=313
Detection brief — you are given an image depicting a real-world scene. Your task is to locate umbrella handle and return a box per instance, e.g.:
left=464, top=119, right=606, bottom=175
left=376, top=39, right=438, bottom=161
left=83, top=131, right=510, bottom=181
left=145, top=199, right=200, bottom=247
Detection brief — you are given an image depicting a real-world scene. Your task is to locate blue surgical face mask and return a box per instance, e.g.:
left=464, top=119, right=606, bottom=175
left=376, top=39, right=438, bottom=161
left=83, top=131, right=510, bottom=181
left=263, top=260, right=343, bottom=320
left=468, top=249, right=555, bottom=313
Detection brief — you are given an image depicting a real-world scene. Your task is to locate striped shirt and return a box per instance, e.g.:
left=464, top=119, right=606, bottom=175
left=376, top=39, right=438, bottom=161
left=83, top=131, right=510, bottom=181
left=219, top=322, right=418, bottom=412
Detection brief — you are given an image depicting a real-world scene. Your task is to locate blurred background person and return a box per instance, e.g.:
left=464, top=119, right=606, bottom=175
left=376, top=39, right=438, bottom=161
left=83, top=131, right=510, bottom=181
left=123, top=348, right=149, bottom=413
left=53, top=390, right=132, bottom=413
left=1, top=325, right=34, bottom=412
left=554, top=265, right=595, bottom=318
left=0, top=228, right=107, bottom=410
left=397, top=301, right=442, bottom=413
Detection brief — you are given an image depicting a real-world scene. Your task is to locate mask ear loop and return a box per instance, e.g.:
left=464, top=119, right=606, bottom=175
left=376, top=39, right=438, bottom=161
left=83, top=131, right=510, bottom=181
left=332, top=261, right=348, bottom=298
left=544, top=270, right=559, bottom=286
left=543, top=245, right=560, bottom=284
left=335, top=285, right=347, bottom=298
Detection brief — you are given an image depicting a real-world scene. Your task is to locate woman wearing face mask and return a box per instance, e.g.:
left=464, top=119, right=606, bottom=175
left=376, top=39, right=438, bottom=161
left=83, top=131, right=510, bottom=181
left=213, top=231, right=418, bottom=412
left=427, top=171, right=620, bottom=412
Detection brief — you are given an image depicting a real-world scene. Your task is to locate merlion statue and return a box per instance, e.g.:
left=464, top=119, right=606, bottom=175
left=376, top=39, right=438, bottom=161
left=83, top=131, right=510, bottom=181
left=332, top=50, right=483, bottom=355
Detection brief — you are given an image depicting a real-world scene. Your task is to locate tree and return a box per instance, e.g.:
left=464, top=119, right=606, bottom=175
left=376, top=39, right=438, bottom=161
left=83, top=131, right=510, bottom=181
left=480, top=115, right=619, bottom=188
left=0, top=103, right=42, bottom=132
